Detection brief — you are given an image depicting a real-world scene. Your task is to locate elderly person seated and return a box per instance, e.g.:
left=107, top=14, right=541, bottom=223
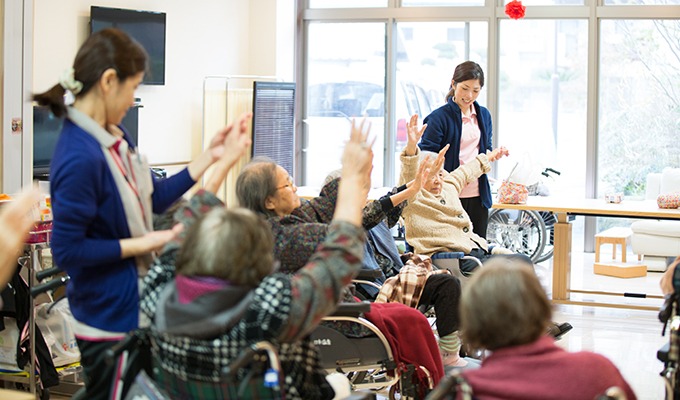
left=235, top=120, right=454, bottom=384
left=456, top=257, right=636, bottom=400
left=400, top=115, right=571, bottom=339
left=139, top=118, right=372, bottom=399
left=400, top=114, right=511, bottom=272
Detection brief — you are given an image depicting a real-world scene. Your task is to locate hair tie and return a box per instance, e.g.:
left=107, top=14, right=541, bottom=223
left=58, top=67, right=83, bottom=95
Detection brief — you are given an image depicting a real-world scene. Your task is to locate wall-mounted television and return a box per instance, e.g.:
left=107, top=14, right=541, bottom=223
left=33, top=105, right=140, bottom=180
left=90, top=6, right=166, bottom=85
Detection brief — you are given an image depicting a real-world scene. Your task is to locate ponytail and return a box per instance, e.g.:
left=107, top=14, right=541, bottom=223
left=33, top=84, right=68, bottom=118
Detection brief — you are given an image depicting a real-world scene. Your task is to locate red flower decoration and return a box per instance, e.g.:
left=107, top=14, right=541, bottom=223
left=505, top=0, right=526, bottom=20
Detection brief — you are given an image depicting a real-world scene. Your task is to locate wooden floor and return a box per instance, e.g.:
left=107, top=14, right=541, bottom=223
left=42, top=251, right=674, bottom=400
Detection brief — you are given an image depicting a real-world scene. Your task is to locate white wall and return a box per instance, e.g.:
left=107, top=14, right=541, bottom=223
left=32, top=0, right=258, bottom=165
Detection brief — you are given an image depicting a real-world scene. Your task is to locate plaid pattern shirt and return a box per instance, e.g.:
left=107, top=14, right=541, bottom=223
left=140, top=190, right=366, bottom=400
left=375, top=254, right=451, bottom=308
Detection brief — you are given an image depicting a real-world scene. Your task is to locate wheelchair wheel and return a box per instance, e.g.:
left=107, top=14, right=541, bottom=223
left=487, top=209, right=547, bottom=263
left=534, top=211, right=557, bottom=263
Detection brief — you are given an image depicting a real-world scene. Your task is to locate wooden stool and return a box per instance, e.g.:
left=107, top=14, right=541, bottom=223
left=595, top=227, right=633, bottom=263
left=594, top=227, right=647, bottom=278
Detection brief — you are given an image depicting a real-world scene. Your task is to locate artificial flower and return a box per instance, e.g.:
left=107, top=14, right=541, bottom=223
left=505, top=0, right=526, bottom=20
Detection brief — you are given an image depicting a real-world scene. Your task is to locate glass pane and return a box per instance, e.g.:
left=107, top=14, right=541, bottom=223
left=498, top=19, right=588, bottom=203
left=517, top=0, right=583, bottom=4
left=304, top=22, right=386, bottom=187
left=402, top=0, right=485, bottom=6
left=598, top=20, right=680, bottom=199
left=394, top=21, right=488, bottom=184
left=309, top=0, right=387, bottom=8
left=605, top=0, right=680, bottom=4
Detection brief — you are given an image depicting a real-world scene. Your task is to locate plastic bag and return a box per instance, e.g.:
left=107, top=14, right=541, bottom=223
left=35, top=299, right=80, bottom=367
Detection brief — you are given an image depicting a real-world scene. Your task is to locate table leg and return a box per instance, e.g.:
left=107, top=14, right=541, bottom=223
left=552, top=213, right=572, bottom=301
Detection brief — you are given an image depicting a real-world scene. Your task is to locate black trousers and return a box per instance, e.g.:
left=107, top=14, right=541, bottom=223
left=417, top=273, right=461, bottom=337
left=76, top=337, right=119, bottom=400
left=461, top=196, right=488, bottom=239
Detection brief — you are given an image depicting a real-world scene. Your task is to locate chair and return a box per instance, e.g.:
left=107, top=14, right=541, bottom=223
left=631, top=168, right=680, bottom=271
left=313, top=303, right=435, bottom=399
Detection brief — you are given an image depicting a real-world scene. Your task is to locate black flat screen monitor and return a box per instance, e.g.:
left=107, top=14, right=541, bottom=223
left=33, top=106, right=140, bottom=180
left=90, top=6, right=166, bottom=85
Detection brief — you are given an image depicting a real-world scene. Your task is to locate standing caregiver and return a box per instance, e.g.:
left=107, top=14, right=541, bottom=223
left=420, top=61, right=499, bottom=239
left=33, top=27, right=251, bottom=399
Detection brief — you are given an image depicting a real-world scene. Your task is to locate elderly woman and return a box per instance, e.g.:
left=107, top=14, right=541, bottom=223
left=140, top=121, right=373, bottom=399
left=457, top=257, right=636, bottom=400
left=235, top=122, right=453, bottom=385
left=400, top=114, right=509, bottom=272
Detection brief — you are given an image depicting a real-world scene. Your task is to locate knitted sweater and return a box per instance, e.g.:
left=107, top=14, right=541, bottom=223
left=141, top=190, right=366, bottom=399
left=400, top=148, right=491, bottom=256
left=462, top=336, right=637, bottom=400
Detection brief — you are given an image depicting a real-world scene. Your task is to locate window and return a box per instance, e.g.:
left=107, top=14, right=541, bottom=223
left=394, top=21, right=488, bottom=183
left=303, top=22, right=386, bottom=187
left=497, top=19, right=588, bottom=201
left=597, top=19, right=680, bottom=198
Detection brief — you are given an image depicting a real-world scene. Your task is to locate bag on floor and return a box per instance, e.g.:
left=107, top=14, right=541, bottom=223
left=35, top=298, right=80, bottom=367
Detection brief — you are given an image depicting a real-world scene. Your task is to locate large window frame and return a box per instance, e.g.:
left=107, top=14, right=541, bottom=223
left=294, top=0, right=679, bottom=247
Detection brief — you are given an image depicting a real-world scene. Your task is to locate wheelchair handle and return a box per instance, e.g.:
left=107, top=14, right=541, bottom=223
left=36, top=266, right=64, bottom=281
left=30, top=275, right=69, bottom=298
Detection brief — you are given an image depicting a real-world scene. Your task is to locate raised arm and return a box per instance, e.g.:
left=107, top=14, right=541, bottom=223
left=204, top=113, right=253, bottom=194
left=280, top=118, right=374, bottom=340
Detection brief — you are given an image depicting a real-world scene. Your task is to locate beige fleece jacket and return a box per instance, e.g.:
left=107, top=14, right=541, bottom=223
left=400, top=148, right=491, bottom=256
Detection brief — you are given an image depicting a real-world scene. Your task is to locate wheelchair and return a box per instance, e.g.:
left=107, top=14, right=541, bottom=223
left=313, top=302, right=435, bottom=400
left=659, top=291, right=680, bottom=400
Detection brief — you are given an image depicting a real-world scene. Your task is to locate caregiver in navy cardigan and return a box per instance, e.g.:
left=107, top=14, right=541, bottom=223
left=420, top=61, right=495, bottom=239
left=33, top=28, right=250, bottom=400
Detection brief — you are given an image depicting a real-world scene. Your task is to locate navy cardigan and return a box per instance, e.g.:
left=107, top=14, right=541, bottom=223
left=420, top=98, right=494, bottom=208
left=50, top=119, right=195, bottom=332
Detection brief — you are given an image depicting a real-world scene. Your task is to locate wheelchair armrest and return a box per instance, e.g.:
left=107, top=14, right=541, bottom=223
left=355, top=268, right=383, bottom=280
left=222, top=341, right=281, bottom=379
left=431, top=251, right=465, bottom=260
left=331, top=302, right=371, bottom=317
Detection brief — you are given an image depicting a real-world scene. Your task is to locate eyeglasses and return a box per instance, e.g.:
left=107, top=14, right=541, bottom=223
left=276, top=175, right=295, bottom=191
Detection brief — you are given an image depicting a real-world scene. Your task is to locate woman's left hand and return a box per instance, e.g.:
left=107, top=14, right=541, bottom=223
left=487, top=146, right=509, bottom=162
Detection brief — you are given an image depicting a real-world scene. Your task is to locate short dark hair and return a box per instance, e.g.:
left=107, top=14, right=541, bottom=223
left=235, top=157, right=279, bottom=216
left=33, top=28, right=148, bottom=117
left=445, top=61, right=485, bottom=102
left=460, top=257, right=552, bottom=351
left=175, top=207, right=274, bottom=286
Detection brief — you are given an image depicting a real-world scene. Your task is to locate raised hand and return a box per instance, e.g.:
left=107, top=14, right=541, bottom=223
left=405, top=114, right=427, bottom=156
left=428, top=144, right=449, bottom=180
left=204, top=112, right=253, bottom=194
left=487, top=146, right=509, bottom=162
left=0, top=187, right=41, bottom=288
left=341, top=118, right=374, bottom=189
left=221, top=112, right=253, bottom=164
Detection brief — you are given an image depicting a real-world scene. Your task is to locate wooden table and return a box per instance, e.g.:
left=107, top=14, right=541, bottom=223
left=493, top=197, right=680, bottom=310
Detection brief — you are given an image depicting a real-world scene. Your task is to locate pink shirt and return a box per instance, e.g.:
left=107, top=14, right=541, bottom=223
left=458, top=106, right=481, bottom=198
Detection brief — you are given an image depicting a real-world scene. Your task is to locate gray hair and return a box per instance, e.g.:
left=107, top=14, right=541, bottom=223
left=460, top=257, right=552, bottom=351
left=235, top=157, right=279, bottom=216
left=175, top=207, right=274, bottom=286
